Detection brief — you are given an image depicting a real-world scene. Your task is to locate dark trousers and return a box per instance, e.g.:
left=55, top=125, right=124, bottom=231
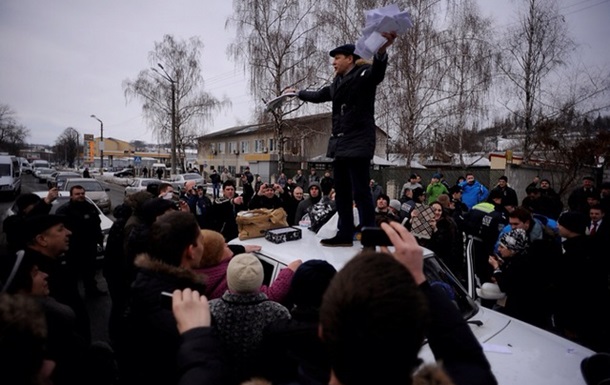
left=332, top=157, right=375, bottom=238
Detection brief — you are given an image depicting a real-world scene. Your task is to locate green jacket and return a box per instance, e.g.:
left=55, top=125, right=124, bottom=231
left=427, top=182, right=449, bottom=204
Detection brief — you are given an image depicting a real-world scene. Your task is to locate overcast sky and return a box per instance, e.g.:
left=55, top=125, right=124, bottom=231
left=1, top=0, right=608, bottom=146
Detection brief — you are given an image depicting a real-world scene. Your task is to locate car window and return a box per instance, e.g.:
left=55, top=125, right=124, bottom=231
left=0, top=164, right=9, bottom=177
left=141, top=180, right=155, bottom=186
left=184, top=174, right=200, bottom=180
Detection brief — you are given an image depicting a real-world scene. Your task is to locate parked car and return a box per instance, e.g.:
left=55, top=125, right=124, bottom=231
left=61, top=178, right=112, bottom=214
left=166, top=173, right=204, bottom=191
left=5, top=191, right=112, bottom=260
left=47, top=171, right=81, bottom=190
left=34, top=167, right=56, bottom=183
left=229, top=229, right=595, bottom=385
left=113, top=168, right=135, bottom=178
left=124, top=178, right=160, bottom=196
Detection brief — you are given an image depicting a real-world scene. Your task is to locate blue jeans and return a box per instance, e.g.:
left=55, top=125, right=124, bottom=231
left=212, top=183, right=220, bottom=199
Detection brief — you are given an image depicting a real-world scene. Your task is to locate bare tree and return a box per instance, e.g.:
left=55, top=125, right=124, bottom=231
left=53, top=127, right=80, bottom=167
left=497, top=0, right=575, bottom=162
left=0, top=104, right=30, bottom=155
left=227, top=0, right=326, bottom=172
left=123, top=34, right=228, bottom=174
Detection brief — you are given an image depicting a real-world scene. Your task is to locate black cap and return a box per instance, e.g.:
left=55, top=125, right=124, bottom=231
left=329, top=44, right=360, bottom=60
left=558, top=211, right=588, bottom=235
left=23, top=215, right=66, bottom=241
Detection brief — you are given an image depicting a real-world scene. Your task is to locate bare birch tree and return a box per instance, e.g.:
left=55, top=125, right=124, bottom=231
left=53, top=127, right=80, bottom=167
left=497, top=0, right=574, bottom=162
left=0, top=104, right=29, bottom=155
left=123, top=35, right=227, bottom=173
left=227, top=0, right=326, bottom=172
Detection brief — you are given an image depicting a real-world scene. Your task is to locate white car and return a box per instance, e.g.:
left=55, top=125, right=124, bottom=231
left=124, top=178, right=161, bottom=196
left=34, top=167, right=56, bottom=183
left=6, top=191, right=113, bottom=260
left=165, top=173, right=204, bottom=191
left=229, top=229, right=595, bottom=385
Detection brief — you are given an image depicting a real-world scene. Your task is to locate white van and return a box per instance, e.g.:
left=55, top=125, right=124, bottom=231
left=0, top=154, right=22, bottom=197
left=31, top=159, right=50, bottom=170
left=18, top=157, right=32, bottom=174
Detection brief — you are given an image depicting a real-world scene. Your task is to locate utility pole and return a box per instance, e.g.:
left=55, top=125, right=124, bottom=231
left=152, top=63, right=177, bottom=175
left=90, top=115, right=104, bottom=172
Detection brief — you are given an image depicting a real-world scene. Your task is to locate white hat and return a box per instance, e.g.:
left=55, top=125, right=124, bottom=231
left=476, top=282, right=506, bottom=300
left=227, top=253, right=264, bottom=293
left=389, top=199, right=401, bottom=212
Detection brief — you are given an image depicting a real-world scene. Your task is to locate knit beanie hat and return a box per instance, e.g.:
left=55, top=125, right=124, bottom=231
left=499, top=228, right=528, bottom=254
left=389, top=199, right=402, bottom=212
left=289, top=260, right=337, bottom=308
left=227, top=253, right=264, bottom=293
left=558, top=211, right=588, bottom=235
left=199, top=230, right=226, bottom=268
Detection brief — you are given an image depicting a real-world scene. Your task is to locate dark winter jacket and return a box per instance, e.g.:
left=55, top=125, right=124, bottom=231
left=118, top=255, right=207, bottom=385
left=298, top=54, right=388, bottom=159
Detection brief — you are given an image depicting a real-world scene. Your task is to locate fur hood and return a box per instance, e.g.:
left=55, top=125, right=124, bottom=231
left=134, top=253, right=206, bottom=287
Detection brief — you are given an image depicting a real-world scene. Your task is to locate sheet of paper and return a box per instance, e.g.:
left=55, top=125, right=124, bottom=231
left=355, top=3, right=413, bottom=59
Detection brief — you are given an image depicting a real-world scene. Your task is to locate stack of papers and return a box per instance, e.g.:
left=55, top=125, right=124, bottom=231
left=355, top=4, right=413, bottom=59
left=265, top=92, right=297, bottom=112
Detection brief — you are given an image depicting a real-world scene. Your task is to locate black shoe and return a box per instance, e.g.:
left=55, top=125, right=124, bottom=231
left=320, top=235, right=353, bottom=247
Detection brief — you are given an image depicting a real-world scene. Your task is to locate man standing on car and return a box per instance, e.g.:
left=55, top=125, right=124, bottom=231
left=56, top=185, right=105, bottom=297
left=286, top=32, right=397, bottom=246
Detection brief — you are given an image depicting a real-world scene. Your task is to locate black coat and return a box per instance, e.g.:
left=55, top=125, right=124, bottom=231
left=118, top=255, right=208, bottom=385
left=298, top=54, right=388, bottom=159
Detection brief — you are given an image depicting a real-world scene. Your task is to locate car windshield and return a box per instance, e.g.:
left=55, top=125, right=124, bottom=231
left=57, top=174, right=80, bottom=181
left=183, top=174, right=200, bottom=180
left=66, top=181, right=104, bottom=191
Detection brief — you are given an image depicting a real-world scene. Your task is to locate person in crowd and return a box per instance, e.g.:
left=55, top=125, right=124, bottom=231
left=568, top=176, right=599, bottom=215
left=263, top=260, right=337, bottom=385
left=3, top=188, right=58, bottom=254
left=56, top=185, right=105, bottom=297
left=141, top=166, right=148, bottom=178
left=284, top=186, right=305, bottom=226
left=209, top=168, right=221, bottom=199
left=294, top=182, right=323, bottom=224
left=319, top=170, right=334, bottom=197
left=455, top=175, right=466, bottom=186
left=0, top=250, right=110, bottom=385
left=243, top=166, right=254, bottom=185
left=487, top=228, right=552, bottom=330
left=490, top=175, right=518, bottom=208
left=307, top=167, right=320, bottom=190
left=157, top=182, right=174, bottom=199
left=494, top=206, right=560, bottom=256
left=221, top=168, right=232, bottom=183
left=369, top=179, right=384, bottom=203
left=287, top=34, right=397, bottom=247
left=587, top=204, right=609, bottom=286
left=293, top=169, right=307, bottom=191
left=0, top=293, right=56, bottom=385
left=398, top=185, right=417, bottom=226
left=248, top=182, right=284, bottom=210
left=374, top=193, right=400, bottom=225
left=319, top=221, right=497, bottom=385
left=212, top=180, right=247, bottom=242
left=599, top=181, right=610, bottom=213
left=102, top=199, right=134, bottom=344
left=400, top=173, right=423, bottom=198
left=254, top=175, right=264, bottom=193
left=209, top=253, right=291, bottom=385
left=276, top=172, right=288, bottom=189
left=193, top=185, right=214, bottom=229
left=426, top=173, right=449, bottom=204
left=156, top=166, right=164, bottom=179
left=284, top=177, right=298, bottom=197
left=179, top=180, right=199, bottom=212
left=538, top=178, right=563, bottom=219
left=422, top=201, right=464, bottom=280
left=459, top=172, right=489, bottom=209
left=239, top=173, right=255, bottom=208
left=195, top=229, right=300, bottom=304
left=554, top=211, right=609, bottom=352
left=487, top=188, right=510, bottom=223
left=83, top=167, right=91, bottom=178
left=118, top=211, right=206, bottom=385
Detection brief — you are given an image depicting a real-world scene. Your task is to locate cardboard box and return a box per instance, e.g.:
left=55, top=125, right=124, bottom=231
left=265, top=226, right=302, bottom=244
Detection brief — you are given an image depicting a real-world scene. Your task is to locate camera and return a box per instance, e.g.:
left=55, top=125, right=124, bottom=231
left=361, top=226, right=393, bottom=247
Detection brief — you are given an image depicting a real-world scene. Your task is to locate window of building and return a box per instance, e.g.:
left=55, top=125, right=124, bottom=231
left=268, top=138, right=275, bottom=152
left=218, top=142, right=225, bottom=154
left=228, top=142, right=237, bottom=155
left=240, top=141, right=249, bottom=154
left=254, top=139, right=265, bottom=153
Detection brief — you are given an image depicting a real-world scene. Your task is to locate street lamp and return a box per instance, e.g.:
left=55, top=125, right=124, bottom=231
left=152, top=63, right=177, bottom=175
left=90, top=114, right=104, bottom=171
